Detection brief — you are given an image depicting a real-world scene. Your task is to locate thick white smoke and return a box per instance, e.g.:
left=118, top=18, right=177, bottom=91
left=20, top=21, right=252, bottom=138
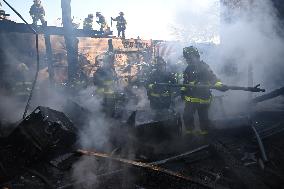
left=172, top=0, right=284, bottom=117
left=171, top=0, right=220, bottom=44
left=213, top=0, right=284, bottom=115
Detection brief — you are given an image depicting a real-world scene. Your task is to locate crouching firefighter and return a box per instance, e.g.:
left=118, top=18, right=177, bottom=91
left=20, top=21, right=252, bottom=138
left=181, top=46, right=226, bottom=135
left=93, top=53, right=117, bottom=117
left=146, top=57, right=176, bottom=119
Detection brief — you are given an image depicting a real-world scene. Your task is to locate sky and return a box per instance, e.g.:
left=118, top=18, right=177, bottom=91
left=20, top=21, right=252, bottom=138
left=1, top=0, right=220, bottom=41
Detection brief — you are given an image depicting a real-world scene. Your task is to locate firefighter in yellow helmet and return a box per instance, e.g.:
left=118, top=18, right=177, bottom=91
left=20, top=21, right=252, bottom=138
left=181, top=46, right=225, bottom=135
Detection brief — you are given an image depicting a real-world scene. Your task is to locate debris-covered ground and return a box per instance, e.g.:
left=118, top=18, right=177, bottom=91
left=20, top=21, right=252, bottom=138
left=0, top=91, right=283, bottom=189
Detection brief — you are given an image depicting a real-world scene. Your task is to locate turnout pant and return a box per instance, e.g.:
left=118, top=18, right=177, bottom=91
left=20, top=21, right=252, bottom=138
left=33, top=15, right=46, bottom=26
left=183, top=102, right=210, bottom=131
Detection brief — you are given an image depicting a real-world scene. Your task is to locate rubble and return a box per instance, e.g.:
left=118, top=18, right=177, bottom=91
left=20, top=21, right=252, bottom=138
left=252, top=87, right=284, bottom=104
left=0, top=106, right=77, bottom=183
left=0, top=103, right=283, bottom=188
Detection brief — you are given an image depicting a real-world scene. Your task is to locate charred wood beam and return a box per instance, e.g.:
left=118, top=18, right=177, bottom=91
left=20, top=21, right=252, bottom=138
left=0, top=43, right=5, bottom=88
left=211, top=141, right=269, bottom=189
left=57, top=169, right=125, bottom=189
left=251, top=125, right=268, bottom=163
left=254, top=121, right=284, bottom=140
left=0, top=22, right=112, bottom=37
left=61, top=0, right=78, bottom=86
left=24, top=168, right=54, bottom=189
left=44, top=34, right=54, bottom=86
left=252, top=87, right=284, bottom=103
left=76, top=149, right=217, bottom=189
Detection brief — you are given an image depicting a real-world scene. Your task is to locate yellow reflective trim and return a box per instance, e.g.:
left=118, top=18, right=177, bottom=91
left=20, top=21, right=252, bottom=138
left=96, top=88, right=114, bottom=95
left=185, top=129, right=194, bottom=134
left=184, top=96, right=211, bottom=104
left=150, top=93, right=160, bottom=97
left=185, top=130, right=208, bottom=135
left=150, top=91, right=170, bottom=97
left=15, top=82, right=32, bottom=86
left=215, top=81, right=223, bottom=88
left=96, top=88, right=105, bottom=93
left=148, top=84, right=154, bottom=89
left=103, top=80, right=113, bottom=85
left=196, top=130, right=209, bottom=135
left=15, top=92, right=30, bottom=96
left=104, top=91, right=115, bottom=94
left=161, top=91, right=170, bottom=97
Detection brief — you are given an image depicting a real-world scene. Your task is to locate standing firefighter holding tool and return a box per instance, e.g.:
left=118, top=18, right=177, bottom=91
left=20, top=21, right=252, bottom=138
left=111, top=12, right=127, bottom=38
left=181, top=46, right=226, bottom=135
left=179, top=46, right=265, bottom=135
left=29, top=0, right=46, bottom=26
left=155, top=47, right=264, bottom=135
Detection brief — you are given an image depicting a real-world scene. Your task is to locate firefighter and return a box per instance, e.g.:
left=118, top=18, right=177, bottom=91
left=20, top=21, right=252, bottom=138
left=83, top=14, right=94, bottom=30
left=29, top=0, right=47, bottom=26
left=111, top=12, right=127, bottom=38
left=13, top=63, right=33, bottom=98
left=146, top=57, right=176, bottom=118
left=93, top=52, right=117, bottom=117
left=0, top=2, right=4, bottom=19
left=96, top=12, right=108, bottom=32
left=181, top=46, right=225, bottom=135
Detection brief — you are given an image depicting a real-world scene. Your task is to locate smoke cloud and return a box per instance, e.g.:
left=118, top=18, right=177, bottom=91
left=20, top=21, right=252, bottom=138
left=171, top=0, right=284, bottom=117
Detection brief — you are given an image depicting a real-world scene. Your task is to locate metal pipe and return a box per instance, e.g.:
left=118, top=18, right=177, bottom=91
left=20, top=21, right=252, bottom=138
left=251, top=125, right=268, bottom=162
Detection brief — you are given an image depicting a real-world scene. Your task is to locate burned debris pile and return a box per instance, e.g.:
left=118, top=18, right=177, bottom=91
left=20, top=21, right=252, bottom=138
left=0, top=93, right=283, bottom=189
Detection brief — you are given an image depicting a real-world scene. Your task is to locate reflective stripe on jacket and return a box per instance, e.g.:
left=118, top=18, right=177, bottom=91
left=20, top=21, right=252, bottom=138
left=184, top=96, right=211, bottom=104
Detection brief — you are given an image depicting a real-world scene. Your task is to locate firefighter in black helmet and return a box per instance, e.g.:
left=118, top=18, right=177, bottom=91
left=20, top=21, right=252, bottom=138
left=29, top=0, right=47, bottom=26
left=111, top=12, right=127, bottom=38
left=181, top=46, right=225, bottom=135
left=83, top=14, right=94, bottom=30
left=93, top=52, right=117, bottom=117
left=146, top=57, right=176, bottom=118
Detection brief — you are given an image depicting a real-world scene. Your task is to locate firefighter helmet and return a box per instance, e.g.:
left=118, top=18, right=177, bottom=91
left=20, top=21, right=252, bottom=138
left=183, top=46, right=200, bottom=60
